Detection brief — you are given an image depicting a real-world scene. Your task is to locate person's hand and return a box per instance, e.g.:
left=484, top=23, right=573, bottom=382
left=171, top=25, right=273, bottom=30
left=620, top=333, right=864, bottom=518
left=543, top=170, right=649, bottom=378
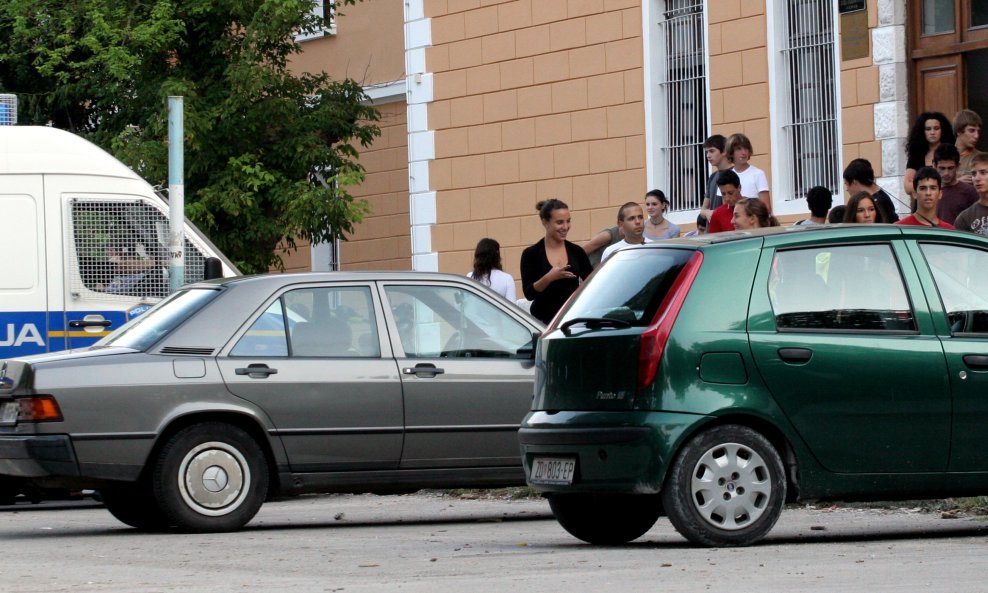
left=551, top=264, right=576, bottom=281
left=959, top=173, right=974, bottom=185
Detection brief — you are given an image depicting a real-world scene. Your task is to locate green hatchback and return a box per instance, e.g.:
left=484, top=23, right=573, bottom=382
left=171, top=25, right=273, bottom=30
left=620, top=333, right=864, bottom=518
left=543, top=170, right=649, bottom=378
left=519, top=225, right=988, bottom=547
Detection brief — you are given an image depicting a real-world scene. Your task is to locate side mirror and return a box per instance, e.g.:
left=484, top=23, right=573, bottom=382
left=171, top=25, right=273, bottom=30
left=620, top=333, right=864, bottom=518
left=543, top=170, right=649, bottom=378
left=515, top=331, right=541, bottom=359
left=203, top=257, right=223, bottom=280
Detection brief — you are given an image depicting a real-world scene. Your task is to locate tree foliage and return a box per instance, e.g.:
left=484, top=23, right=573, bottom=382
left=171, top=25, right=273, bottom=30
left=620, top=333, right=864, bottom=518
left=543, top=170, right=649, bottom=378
left=0, top=0, right=380, bottom=273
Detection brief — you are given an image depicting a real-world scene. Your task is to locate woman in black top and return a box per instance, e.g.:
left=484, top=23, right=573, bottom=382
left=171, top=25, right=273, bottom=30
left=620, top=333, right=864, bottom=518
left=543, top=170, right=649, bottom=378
left=520, top=199, right=592, bottom=325
left=903, top=112, right=953, bottom=206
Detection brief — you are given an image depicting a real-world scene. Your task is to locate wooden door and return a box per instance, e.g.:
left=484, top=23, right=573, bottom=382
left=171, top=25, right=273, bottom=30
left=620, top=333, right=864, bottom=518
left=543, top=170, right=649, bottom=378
left=914, top=54, right=963, bottom=116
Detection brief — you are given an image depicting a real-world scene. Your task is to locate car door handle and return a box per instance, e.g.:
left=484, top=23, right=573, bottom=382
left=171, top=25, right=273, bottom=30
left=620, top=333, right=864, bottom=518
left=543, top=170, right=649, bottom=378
left=235, top=364, right=278, bottom=378
left=402, top=364, right=445, bottom=377
left=962, top=355, right=988, bottom=370
left=68, top=318, right=112, bottom=328
left=778, top=348, right=812, bottom=364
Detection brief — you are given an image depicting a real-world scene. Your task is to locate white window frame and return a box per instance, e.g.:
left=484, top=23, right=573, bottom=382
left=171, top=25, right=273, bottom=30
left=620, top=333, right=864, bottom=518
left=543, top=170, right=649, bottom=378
left=296, top=0, right=337, bottom=42
left=643, top=0, right=711, bottom=225
left=766, top=0, right=843, bottom=216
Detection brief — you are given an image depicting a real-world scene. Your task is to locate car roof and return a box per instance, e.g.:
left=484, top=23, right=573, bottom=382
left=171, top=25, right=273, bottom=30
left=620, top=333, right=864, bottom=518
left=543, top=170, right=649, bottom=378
left=189, top=270, right=486, bottom=289
left=645, top=223, right=980, bottom=248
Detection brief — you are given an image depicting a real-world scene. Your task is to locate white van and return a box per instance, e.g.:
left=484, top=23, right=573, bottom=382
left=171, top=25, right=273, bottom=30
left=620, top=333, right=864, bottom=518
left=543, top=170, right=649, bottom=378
left=0, top=126, right=238, bottom=357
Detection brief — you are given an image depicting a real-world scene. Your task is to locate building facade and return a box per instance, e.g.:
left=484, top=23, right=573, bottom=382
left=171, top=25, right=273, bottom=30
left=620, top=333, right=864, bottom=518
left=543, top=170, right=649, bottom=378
left=288, top=0, right=988, bottom=279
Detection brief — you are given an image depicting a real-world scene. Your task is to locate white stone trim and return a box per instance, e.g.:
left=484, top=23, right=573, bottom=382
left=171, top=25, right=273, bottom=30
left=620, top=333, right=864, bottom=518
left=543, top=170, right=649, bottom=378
left=408, top=160, right=431, bottom=194
left=404, top=0, right=436, bottom=272
left=410, top=191, right=437, bottom=225
left=872, top=0, right=909, bottom=212
left=407, top=103, right=429, bottom=133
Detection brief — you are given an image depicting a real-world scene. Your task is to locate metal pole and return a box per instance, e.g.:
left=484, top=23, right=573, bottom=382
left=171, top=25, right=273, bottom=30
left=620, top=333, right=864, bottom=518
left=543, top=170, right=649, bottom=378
left=168, top=96, right=185, bottom=294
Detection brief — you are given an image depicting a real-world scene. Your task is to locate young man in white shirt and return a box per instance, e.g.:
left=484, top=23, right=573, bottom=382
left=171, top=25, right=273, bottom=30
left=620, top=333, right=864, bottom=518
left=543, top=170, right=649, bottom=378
left=601, top=202, right=649, bottom=263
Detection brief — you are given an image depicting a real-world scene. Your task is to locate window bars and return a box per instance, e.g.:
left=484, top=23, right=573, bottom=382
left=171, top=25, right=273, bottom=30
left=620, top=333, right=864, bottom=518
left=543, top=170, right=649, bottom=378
left=69, top=199, right=208, bottom=300
left=779, top=0, right=840, bottom=203
left=656, top=0, right=708, bottom=212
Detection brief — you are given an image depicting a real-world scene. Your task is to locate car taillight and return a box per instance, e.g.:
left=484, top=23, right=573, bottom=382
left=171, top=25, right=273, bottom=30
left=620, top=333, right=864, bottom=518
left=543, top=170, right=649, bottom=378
left=637, top=251, right=704, bottom=390
left=18, top=396, right=63, bottom=422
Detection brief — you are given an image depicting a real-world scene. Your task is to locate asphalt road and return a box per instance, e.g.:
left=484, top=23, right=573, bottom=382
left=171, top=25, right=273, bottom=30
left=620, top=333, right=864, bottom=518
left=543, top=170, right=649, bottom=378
left=2, top=493, right=987, bottom=592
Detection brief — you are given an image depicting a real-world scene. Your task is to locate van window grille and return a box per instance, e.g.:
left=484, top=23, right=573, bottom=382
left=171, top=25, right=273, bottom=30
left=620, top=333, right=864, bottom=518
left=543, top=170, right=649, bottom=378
left=69, top=199, right=208, bottom=300
left=778, top=0, right=840, bottom=203
left=655, top=0, right=708, bottom=212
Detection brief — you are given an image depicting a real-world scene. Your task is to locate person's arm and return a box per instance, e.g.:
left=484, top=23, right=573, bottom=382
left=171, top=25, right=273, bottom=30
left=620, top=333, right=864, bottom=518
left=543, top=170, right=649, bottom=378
left=574, top=244, right=593, bottom=280
left=504, top=277, right=516, bottom=302
left=758, top=191, right=771, bottom=214
left=903, top=168, right=916, bottom=197
left=755, top=169, right=771, bottom=213
left=582, top=229, right=612, bottom=255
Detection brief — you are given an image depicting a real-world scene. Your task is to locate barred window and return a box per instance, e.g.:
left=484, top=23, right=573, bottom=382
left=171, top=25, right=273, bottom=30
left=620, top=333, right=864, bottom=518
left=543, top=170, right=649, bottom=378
left=654, top=0, right=708, bottom=212
left=776, top=0, right=840, bottom=205
left=69, top=199, right=209, bottom=300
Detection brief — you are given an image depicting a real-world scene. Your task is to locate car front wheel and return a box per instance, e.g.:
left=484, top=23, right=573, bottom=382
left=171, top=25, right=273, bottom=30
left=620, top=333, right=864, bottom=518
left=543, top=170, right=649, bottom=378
left=152, top=422, right=269, bottom=533
left=662, top=424, right=786, bottom=547
left=548, top=493, right=663, bottom=544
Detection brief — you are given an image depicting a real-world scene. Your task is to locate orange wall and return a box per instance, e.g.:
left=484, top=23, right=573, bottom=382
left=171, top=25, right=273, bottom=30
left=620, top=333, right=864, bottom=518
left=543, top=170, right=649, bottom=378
left=281, top=1, right=411, bottom=272
left=425, top=0, right=648, bottom=280
left=341, top=101, right=412, bottom=270
left=839, top=0, right=884, bottom=202
left=289, top=1, right=406, bottom=86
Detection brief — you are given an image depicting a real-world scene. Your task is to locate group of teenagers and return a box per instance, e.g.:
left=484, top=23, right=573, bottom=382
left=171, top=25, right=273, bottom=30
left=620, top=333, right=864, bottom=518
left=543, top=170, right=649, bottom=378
left=467, top=113, right=988, bottom=326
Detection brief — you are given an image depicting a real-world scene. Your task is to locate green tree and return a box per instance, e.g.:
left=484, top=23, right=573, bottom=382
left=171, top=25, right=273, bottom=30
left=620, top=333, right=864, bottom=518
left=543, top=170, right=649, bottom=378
left=0, top=0, right=380, bottom=273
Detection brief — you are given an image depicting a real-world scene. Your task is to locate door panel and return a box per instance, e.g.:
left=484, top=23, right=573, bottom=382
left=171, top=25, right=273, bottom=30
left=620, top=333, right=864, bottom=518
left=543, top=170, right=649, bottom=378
left=381, top=282, right=537, bottom=469
left=220, top=284, right=404, bottom=472
left=916, top=242, right=988, bottom=471
left=915, top=54, right=963, bottom=117
left=749, top=243, right=950, bottom=473
left=0, top=177, right=49, bottom=356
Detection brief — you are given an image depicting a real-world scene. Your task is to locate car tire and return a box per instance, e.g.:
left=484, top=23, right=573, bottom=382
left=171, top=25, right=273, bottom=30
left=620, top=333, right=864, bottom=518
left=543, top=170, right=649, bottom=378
left=101, top=484, right=173, bottom=531
left=548, top=493, right=663, bottom=544
left=662, top=424, right=786, bottom=547
left=151, top=422, right=269, bottom=533
left=0, top=478, right=18, bottom=506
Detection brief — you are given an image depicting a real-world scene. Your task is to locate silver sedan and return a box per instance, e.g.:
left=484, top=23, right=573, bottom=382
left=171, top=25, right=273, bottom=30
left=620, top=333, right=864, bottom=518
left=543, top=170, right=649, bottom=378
left=0, top=272, right=542, bottom=532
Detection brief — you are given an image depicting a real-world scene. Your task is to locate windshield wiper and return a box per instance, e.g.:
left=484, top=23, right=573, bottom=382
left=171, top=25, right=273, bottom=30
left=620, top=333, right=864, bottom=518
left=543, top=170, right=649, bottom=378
left=558, top=317, right=632, bottom=336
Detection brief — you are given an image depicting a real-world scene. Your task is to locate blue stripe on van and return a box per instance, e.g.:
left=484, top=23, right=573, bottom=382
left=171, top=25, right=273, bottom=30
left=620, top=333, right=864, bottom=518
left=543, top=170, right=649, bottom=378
left=0, top=309, right=139, bottom=357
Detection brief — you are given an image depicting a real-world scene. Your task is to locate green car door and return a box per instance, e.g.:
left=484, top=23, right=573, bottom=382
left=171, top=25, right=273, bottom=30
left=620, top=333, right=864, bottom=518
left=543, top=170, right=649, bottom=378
left=748, top=240, right=950, bottom=474
left=916, top=240, right=988, bottom=472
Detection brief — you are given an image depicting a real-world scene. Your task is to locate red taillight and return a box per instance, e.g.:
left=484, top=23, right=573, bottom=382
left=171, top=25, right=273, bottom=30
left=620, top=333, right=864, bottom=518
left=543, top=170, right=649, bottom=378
left=637, top=251, right=704, bottom=390
left=18, top=396, right=63, bottom=422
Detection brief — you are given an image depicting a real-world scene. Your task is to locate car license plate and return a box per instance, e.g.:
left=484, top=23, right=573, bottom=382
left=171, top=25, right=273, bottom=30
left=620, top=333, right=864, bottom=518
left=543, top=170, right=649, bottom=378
left=530, top=457, right=576, bottom=485
left=0, top=401, right=17, bottom=425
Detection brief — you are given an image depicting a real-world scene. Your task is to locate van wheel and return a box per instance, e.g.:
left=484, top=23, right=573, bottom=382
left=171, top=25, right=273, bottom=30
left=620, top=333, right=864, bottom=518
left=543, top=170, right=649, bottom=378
left=152, top=422, right=268, bottom=533
left=548, top=493, right=663, bottom=544
left=662, top=425, right=785, bottom=547
left=101, top=484, right=172, bottom=531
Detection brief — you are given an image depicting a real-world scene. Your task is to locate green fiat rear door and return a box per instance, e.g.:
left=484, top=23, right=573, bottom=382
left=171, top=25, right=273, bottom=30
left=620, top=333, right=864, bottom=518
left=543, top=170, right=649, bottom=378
left=747, top=237, right=950, bottom=474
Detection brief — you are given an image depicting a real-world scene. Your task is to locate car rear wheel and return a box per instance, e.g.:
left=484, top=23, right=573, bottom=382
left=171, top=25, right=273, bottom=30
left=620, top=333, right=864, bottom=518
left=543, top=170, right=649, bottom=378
left=548, top=493, right=663, bottom=544
left=662, top=424, right=786, bottom=547
left=101, top=484, right=173, bottom=531
left=152, top=422, right=269, bottom=533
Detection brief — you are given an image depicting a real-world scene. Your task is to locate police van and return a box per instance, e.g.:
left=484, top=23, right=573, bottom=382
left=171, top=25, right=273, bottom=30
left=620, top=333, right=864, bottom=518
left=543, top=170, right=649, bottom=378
left=0, top=126, right=238, bottom=357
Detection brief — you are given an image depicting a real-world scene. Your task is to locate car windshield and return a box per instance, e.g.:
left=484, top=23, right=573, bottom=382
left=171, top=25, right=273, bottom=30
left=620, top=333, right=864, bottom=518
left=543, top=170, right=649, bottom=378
left=559, top=247, right=694, bottom=327
left=93, top=287, right=222, bottom=351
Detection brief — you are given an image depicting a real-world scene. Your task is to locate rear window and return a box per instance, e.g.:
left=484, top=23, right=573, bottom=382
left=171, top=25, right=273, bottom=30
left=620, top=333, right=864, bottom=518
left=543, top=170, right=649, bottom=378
left=94, top=288, right=221, bottom=350
left=559, top=248, right=695, bottom=327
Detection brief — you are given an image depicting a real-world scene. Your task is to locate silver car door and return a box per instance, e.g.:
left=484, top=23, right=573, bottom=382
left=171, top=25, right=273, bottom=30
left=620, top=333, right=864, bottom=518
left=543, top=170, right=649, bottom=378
left=381, top=281, right=537, bottom=469
left=219, top=282, right=403, bottom=472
